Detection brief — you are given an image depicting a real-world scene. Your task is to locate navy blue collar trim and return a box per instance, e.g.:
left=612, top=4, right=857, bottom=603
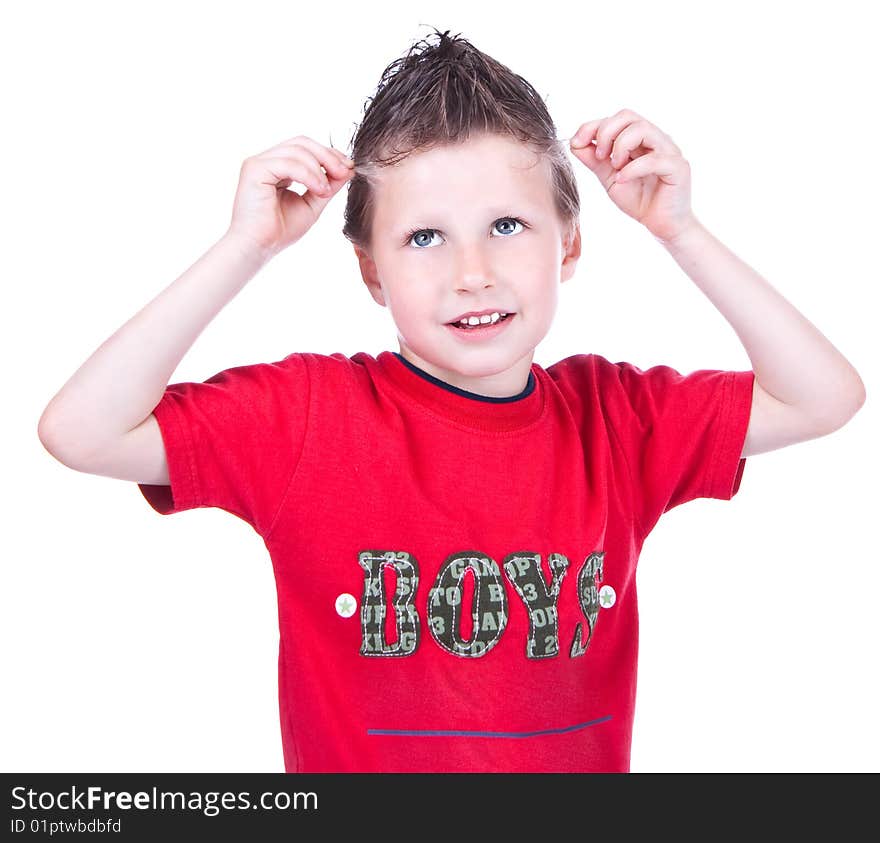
left=392, top=352, right=535, bottom=403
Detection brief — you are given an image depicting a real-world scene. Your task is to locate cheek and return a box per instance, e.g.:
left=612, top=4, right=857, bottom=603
left=530, top=279, right=561, bottom=322
left=504, top=236, right=558, bottom=267
left=386, top=291, right=429, bottom=324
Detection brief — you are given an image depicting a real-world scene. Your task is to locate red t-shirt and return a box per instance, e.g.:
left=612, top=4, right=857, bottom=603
left=138, top=350, right=754, bottom=772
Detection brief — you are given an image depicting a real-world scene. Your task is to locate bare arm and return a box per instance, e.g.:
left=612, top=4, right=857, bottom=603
left=37, top=231, right=270, bottom=474
left=569, top=110, right=865, bottom=458
left=37, top=135, right=355, bottom=484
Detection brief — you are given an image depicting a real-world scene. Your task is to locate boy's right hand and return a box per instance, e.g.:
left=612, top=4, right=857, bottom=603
left=225, top=135, right=356, bottom=259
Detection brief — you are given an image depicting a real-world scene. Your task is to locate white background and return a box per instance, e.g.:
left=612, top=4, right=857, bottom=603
left=4, top=0, right=877, bottom=772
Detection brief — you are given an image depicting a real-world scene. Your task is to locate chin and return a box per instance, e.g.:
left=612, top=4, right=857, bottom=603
left=449, top=348, right=528, bottom=376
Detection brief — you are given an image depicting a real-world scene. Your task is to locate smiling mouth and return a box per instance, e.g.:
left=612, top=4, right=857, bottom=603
left=447, top=313, right=515, bottom=330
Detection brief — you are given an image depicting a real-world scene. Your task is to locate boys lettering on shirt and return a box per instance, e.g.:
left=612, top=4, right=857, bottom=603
left=357, top=548, right=605, bottom=660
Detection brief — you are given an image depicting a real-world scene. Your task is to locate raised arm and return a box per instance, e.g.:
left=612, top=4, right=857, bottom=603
left=37, top=136, right=355, bottom=483
left=569, top=109, right=866, bottom=455
left=37, top=233, right=271, bottom=481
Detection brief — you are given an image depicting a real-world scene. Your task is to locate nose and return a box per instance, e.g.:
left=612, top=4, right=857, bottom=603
left=454, top=243, right=496, bottom=293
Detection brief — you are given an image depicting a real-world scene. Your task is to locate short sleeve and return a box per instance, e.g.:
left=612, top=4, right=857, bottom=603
left=606, top=359, right=755, bottom=537
left=137, top=353, right=309, bottom=537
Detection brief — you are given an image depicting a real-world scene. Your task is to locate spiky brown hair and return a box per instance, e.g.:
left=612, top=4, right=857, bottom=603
left=341, top=27, right=580, bottom=252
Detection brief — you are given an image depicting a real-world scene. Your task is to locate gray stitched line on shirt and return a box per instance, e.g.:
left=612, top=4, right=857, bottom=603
left=367, top=715, right=612, bottom=738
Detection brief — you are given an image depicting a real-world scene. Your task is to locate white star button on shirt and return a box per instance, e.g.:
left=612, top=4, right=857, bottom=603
left=335, top=593, right=358, bottom=618
left=598, top=585, right=616, bottom=609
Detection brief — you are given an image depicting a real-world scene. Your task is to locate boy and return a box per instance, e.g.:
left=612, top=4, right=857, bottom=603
left=37, top=29, right=865, bottom=772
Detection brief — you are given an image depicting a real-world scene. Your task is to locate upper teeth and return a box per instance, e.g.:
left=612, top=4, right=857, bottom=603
left=458, top=311, right=507, bottom=326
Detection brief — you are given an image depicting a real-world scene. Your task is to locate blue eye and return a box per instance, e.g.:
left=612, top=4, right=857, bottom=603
left=405, top=216, right=528, bottom=248
left=493, top=217, right=524, bottom=237
left=408, top=229, right=440, bottom=249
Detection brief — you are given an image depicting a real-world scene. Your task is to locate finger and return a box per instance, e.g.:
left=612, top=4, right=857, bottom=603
left=568, top=121, right=619, bottom=178
left=259, top=155, right=331, bottom=196
left=280, top=145, right=351, bottom=193
left=285, top=151, right=334, bottom=194
left=257, top=136, right=353, bottom=180
left=328, top=145, right=357, bottom=170
left=615, top=151, right=686, bottom=185
left=607, top=121, right=670, bottom=169
left=324, top=148, right=356, bottom=186
left=285, top=136, right=355, bottom=178
left=255, top=135, right=315, bottom=160
left=594, top=109, right=644, bottom=160
left=569, top=120, right=602, bottom=149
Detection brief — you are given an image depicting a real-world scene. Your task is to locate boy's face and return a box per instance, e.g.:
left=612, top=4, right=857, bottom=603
left=354, top=132, right=581, bottom=397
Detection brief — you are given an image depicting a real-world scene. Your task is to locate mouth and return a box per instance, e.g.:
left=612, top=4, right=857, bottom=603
left=445, top=312, right=516, bottom=340
left=446, top=312, right=515, bottom=329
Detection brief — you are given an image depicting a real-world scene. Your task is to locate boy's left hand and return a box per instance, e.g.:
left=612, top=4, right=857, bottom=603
left=569, top=109, right=697, bottom=243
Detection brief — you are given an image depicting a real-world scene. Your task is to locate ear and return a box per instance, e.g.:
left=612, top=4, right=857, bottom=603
left=560, top=222, right=581, bottom=284
left=353, top=244, right=387, bottom=307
